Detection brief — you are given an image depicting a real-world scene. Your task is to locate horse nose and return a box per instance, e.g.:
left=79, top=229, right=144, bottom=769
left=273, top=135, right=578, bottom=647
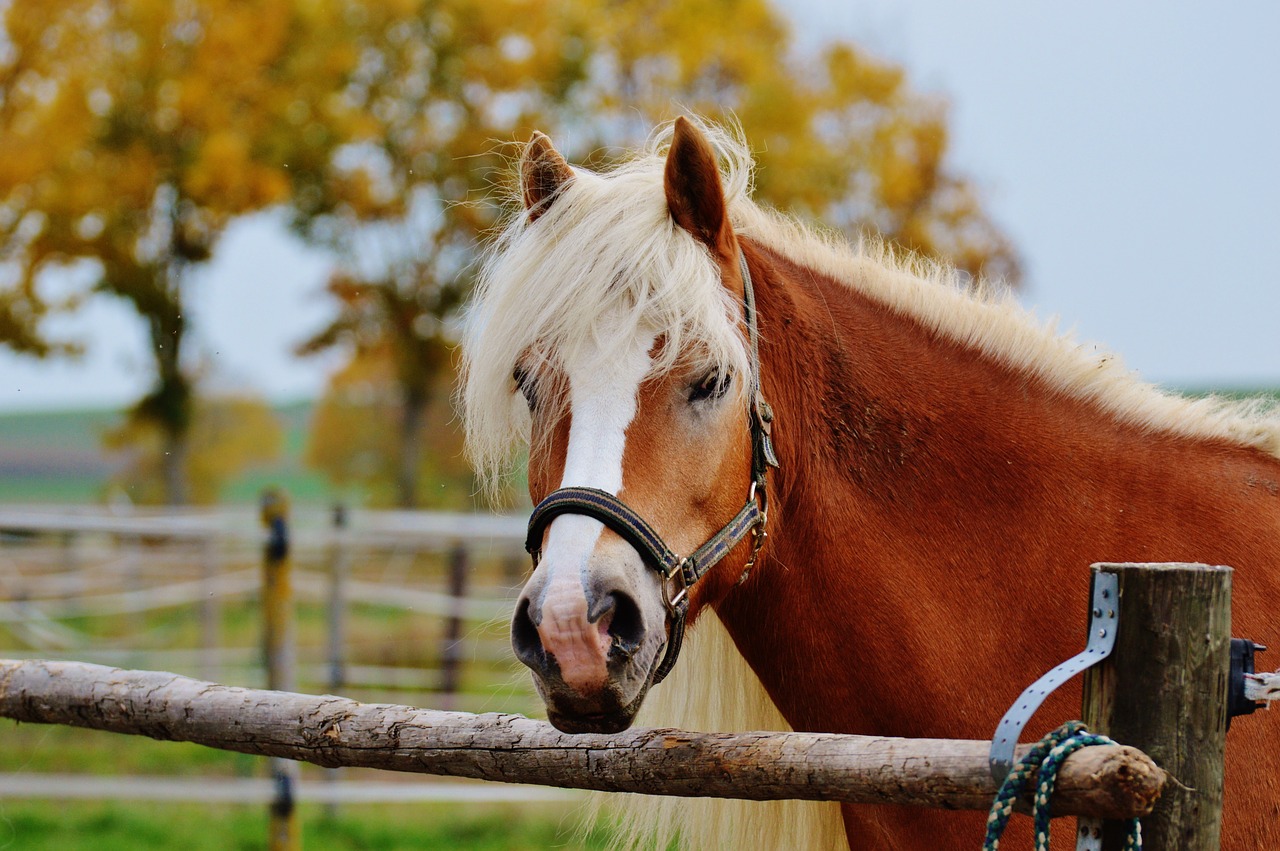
left=511, top=595, right=547, bottom=670
left=512, top=577, right=645, bottom=695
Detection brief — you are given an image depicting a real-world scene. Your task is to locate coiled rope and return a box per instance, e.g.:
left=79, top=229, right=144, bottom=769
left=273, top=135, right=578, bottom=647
left=983, top=721, right=1142, bottom=850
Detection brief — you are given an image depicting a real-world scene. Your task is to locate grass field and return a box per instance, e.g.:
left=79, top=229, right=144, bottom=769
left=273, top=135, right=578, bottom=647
left=0, top=400, right=331, bottom=506
left=0, top=800, right=612, bottom=850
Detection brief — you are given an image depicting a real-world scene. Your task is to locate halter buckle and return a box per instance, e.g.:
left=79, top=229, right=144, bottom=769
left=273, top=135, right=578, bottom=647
left=738, top=482, right=769, bottom=585
left=661, top=558, right=690, bottom=616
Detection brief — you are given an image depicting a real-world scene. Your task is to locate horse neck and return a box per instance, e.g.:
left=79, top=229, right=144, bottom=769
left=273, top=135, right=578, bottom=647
left=713, top=240, right=1280, bottom=738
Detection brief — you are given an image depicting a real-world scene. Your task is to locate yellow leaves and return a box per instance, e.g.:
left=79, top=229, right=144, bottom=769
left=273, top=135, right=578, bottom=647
left=825, top=44, right=903, bottom=106
left=305, top=346, right=475, bottom=509
left=184, top=132, right=289, bottom=211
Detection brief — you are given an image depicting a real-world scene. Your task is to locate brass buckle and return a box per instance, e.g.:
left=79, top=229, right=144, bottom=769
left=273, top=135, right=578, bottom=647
left=661, top=558, right=689, bottom=616
left=738, top=482, right=769, bottom=585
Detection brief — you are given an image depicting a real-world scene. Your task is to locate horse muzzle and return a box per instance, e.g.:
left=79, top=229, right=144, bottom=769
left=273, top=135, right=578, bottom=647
left=511, top=543, right=669, bottom=733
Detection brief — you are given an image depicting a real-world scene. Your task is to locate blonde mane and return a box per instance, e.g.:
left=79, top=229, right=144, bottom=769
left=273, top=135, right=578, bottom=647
left=463, top=117, right=1280, bottom=499
left=462, top=117, right=1279, bottom=851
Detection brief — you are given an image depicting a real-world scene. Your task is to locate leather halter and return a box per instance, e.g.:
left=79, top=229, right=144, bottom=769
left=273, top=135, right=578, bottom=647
left=525, top=249, right=779, bottom=684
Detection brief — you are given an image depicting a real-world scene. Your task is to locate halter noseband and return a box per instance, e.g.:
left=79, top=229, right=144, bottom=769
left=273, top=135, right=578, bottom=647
left=524, top=249, right=779, bottom=684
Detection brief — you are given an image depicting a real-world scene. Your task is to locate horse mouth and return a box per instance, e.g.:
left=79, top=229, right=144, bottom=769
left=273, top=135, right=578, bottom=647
left=539, top=664, right=655, bottom=735
left=546, top=706, right=639, bottom=734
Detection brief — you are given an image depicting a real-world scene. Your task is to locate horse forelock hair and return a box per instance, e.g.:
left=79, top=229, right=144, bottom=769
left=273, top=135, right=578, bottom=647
left=461, top=119, right=755, bottom=496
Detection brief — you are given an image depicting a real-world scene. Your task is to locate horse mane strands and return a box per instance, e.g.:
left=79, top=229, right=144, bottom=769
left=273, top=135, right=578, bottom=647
left=461, top=118, right=758, bottom=497
left=728, top=191, right=1280, bottom=463
left=584, top=610, right=847, bottom=851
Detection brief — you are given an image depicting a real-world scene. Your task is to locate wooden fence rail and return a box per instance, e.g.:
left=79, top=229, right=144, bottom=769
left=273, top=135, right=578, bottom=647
left=0, top=659, right=1164, bottom=819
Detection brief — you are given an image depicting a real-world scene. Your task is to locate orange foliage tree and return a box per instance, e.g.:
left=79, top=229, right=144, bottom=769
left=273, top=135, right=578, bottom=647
left=304, top=345, right=474, bottom=509
left=0, top=0, right=374, bottom=503
left=294, top=0, right=589, bottom=508
left=2, top=0, right=1021, bottom=508
left=570, top=0, right=1021, bottom=284
left=299, top=0, right=1020, bottom=508
left=104, top=395, right=283, bottom=506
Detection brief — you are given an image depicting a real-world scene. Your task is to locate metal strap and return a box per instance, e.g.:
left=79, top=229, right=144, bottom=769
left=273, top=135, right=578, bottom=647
left=989, top=571, right=1119, bottom=782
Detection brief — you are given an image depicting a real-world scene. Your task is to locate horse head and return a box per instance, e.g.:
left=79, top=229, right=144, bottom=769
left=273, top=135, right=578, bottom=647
left=463, top=118, right=767, bottom=733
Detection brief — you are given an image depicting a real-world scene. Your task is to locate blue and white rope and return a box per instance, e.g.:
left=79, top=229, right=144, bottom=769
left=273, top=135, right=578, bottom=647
left=983, top=721, right=1142, bottom=851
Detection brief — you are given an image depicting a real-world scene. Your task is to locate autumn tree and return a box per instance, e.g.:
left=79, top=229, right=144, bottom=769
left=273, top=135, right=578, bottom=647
left=105, top=394, right=284, bottom=505
left=568, top=0, right=1021, bottom=285
left=303, top=345, right=474, bottom=509
left=295, top=0, right=589, bottom=508
left=0, top=0, right=372, bottom=503
left=299, top=0, right=1019, bottom=508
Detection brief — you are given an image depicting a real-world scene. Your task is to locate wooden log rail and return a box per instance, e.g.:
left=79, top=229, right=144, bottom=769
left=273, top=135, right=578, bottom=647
left=0, top=660, right=1164, bottom=818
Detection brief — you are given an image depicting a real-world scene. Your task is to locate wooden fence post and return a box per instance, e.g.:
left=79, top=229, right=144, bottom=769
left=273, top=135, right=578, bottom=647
left=324, top=502, right=349, bottom=819
left=439, top=543, right=468, bottom=710
left=199, top=534, right=220, bottom=682
left=326, top=502, right=349, bottom=695
left=260, top=488, right=299, bottom=851
left=1081, top=562, right=1232, bottom=850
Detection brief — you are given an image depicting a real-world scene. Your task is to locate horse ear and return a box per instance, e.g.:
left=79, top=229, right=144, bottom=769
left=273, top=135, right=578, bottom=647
left=521, top=131, right=573, bottom=222
left=664, top=117, right=733, bottom=257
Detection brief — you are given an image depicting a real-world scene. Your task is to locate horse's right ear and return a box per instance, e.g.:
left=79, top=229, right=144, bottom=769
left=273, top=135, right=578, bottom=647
left=664, top=116, right=733, bottom=259
left=520, top=131, right=573, bottom=222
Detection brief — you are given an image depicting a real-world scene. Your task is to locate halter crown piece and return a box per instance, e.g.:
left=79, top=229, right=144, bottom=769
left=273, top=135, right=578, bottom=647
left=524, top=249, right=779, bottom=683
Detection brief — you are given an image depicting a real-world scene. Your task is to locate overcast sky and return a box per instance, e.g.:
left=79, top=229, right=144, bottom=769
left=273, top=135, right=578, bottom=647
left=1, top=1, right=1277, bottom=412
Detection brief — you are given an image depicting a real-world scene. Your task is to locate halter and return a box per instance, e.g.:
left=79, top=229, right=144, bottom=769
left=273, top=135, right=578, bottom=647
left=525, top=249, right=779, bottom=684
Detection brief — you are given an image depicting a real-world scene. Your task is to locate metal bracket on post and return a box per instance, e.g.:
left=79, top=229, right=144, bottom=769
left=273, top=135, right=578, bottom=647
left=1228, top=638, right=1267, bottom=728
left=988, top=572, right=1119, bottom=851
left=989, top=571, right=1119, bottom=782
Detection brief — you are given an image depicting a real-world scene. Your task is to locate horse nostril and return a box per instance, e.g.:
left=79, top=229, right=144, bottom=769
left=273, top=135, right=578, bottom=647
left=511, top=597, right=544, bottom=666
left=606, top=591, right=644, bottom=651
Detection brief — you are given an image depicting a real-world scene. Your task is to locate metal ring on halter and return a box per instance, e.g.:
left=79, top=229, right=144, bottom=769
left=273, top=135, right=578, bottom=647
left=737, top=482, right=769, bottom=585
left=661, top=558, right=690, bottom=616
left=748, top=480, right=768, bottom=519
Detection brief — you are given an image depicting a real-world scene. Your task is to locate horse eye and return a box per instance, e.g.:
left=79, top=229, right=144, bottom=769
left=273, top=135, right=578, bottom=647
left=513, top=366, right=536, bottom=408
left=688, top=369, right=731, bottom=404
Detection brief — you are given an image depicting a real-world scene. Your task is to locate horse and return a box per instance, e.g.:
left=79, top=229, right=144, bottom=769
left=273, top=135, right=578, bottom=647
left=460, top=116, right=1280, bottom=849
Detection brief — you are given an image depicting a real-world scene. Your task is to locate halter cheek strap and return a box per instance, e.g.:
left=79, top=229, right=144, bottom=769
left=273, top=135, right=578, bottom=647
left=524, top=248, right=778, bottom=685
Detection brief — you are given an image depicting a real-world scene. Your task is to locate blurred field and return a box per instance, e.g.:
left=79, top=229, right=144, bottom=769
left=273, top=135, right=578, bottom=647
left=0, top=401, right=329, bottom=505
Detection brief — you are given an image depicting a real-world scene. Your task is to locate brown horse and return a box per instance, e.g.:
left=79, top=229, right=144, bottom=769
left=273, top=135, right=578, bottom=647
left=461, top=116, right=1280, bottom=849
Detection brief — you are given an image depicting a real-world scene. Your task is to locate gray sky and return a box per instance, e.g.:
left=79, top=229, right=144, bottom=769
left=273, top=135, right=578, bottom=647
left=1, top=1, right=1277, bottom=411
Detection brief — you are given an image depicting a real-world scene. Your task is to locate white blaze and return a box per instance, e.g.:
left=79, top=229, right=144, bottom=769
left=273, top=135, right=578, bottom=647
left=533, top=326, right=657, bottom=691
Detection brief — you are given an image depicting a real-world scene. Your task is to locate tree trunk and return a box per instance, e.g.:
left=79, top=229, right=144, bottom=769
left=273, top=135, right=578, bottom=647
left=160, top=421, right=189, bottom=506
left=395, top=382, right=427, bottom=509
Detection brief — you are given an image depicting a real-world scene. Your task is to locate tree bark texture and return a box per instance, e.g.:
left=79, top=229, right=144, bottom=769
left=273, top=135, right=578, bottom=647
left=0, top=659, right=1164, bottom=818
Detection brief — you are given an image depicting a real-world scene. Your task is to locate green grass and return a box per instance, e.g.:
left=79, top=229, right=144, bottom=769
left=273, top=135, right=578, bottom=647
left=0, top=801, right=611, bottom=851
left=0, top=407, right=121, bottom=450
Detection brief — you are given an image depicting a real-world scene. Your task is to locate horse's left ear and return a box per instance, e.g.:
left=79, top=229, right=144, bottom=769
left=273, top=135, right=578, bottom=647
left=521, top=131, right=574, bottom=222
left=664, top=117, right=734, bottom=258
